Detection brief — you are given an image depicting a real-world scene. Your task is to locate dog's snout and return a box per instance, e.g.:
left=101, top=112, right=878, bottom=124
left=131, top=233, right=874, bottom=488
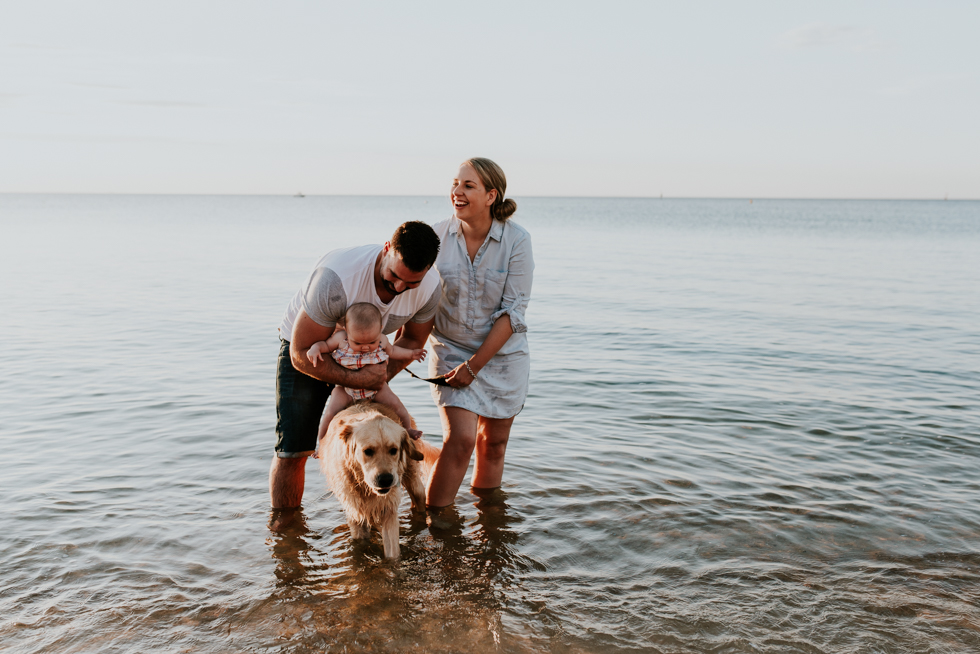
left=376, top=473, right=394, bottom=488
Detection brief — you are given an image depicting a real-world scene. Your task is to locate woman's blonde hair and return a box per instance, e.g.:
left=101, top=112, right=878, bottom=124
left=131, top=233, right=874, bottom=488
left=462, top=157, right=517, bottom=221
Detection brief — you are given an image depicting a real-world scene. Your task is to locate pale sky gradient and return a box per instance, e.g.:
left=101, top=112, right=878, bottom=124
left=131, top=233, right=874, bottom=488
left=2, top=1, right=978, bottom=198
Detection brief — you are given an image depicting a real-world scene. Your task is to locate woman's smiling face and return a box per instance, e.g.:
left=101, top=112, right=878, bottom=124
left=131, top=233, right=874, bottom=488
left=451, top=163, right=496, bottom=222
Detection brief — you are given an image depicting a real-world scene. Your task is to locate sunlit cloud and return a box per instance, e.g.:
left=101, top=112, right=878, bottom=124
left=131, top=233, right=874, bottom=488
left=776, top=23, right=887, bottom=52
left=876, top=73, right=971, bottom=97
left=69, top=82, right=129, bottom=90
left=877, top=79, right=926, bottom=97
left=0, top=93, right=26, bottom=106
left=0, top=132, right=223, bottom=146
left=7, top=42, right=71, bottom=50
left=118, top=101, right=206, bottom=108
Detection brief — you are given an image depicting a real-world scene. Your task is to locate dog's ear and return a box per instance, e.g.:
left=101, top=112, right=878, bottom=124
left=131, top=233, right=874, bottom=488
left=403, top=432, right=425, bottom=462
left=337, top=421, right=354, bottom=442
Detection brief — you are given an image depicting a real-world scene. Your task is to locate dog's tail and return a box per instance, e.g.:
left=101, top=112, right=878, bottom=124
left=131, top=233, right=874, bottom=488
left=414, top=437, right=442, bottom=478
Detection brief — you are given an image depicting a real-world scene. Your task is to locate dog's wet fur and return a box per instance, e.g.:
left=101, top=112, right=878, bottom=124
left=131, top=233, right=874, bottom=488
left=317, top=401, right=435, bottom=558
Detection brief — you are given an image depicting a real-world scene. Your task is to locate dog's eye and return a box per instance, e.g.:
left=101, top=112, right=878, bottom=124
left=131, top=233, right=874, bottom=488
left=389, top=447, right=397, bottom=456
left=364, top=448, right=374, bottom=457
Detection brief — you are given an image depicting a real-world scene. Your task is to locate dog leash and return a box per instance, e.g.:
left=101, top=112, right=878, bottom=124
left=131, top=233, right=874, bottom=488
left=405, top=367, right=451, bottom=386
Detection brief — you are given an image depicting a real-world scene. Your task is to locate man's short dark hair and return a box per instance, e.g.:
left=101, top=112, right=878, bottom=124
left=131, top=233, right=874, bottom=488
left=391, top=221, right=440, bottom=272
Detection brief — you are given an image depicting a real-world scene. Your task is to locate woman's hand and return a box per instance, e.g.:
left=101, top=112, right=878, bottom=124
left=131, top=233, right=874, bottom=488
left=444, top=361, right=477, bottom=388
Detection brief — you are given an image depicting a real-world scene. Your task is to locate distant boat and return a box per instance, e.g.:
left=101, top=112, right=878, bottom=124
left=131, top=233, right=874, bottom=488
left=294, top=192, right=305, bottom=198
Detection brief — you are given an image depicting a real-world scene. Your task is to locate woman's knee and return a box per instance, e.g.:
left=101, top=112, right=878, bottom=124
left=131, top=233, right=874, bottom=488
left=477, top=421, right=512, bottom=460
left=477, top=437, right=508, bottom=462
left=438, top=407, right=479, bottom=465
left=443, top=431, right=477, bottom=462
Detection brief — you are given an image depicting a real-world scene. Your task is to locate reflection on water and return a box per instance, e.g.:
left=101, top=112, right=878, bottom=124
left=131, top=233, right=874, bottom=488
left=261, top=490, right=548, bottom=653
left=268, top=508, right=319, bottom=589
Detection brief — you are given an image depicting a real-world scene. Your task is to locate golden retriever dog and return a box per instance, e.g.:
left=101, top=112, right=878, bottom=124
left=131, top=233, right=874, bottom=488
left=317, top=401, right=439, bottom=559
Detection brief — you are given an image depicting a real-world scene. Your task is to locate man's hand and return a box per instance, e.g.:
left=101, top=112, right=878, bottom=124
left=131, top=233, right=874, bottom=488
left=347, top=361, right=387, bottom=391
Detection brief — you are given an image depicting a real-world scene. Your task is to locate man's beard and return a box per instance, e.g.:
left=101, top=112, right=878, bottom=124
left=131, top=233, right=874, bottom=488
left=382, top=277, right=404, bottom=296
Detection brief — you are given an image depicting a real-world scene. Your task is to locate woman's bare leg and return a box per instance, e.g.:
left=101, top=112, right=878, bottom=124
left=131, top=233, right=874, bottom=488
left=425, top=406, right=478, bottom=507
left=471, top=416, right=515, bottom=489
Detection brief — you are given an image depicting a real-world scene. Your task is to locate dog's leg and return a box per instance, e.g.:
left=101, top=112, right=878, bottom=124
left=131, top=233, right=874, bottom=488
left=380, top=513, right=400, bottom=559
left=349, top=519, right=371, bottom=540
left=405, top=467, right=427, bottom=513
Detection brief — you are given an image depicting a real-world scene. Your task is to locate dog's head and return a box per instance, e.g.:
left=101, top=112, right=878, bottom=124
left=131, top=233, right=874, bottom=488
left=337, top=414, right=424, bottom=496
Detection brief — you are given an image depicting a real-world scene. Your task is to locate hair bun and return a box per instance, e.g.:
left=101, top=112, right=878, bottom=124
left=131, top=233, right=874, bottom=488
left=496, top=198, right=517, bottom=221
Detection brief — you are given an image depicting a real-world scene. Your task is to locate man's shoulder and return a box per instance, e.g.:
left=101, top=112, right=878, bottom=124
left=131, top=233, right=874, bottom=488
left=317, top=244, right=381, bottom=275
left=418, top=265, right=441, bottom=295
left=304, top=243, right=379, bottom=301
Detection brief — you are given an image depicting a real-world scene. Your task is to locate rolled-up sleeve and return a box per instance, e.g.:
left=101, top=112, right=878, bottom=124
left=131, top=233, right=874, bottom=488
left=302, top=267, right=347, bottom=328
left=490, top=232, right=533, bottom=333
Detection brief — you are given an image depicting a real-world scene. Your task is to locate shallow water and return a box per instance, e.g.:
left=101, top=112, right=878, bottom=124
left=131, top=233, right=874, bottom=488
left=1, top=195, right=978, bottom=653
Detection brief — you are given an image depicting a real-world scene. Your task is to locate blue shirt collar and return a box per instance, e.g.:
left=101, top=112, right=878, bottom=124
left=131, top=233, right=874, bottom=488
left=449, top=217, right=503, bottom=242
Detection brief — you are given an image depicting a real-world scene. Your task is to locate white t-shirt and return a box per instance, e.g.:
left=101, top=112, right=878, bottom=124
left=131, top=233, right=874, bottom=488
left=278, top=244, right=441, bottom=340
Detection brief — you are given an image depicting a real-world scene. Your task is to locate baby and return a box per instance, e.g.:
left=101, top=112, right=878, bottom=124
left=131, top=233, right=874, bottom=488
left=307, top=302, right=425, bottom=444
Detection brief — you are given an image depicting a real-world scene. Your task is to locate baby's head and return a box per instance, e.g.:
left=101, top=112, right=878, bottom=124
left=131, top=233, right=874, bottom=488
left=344, top=303, right=383, bottom=353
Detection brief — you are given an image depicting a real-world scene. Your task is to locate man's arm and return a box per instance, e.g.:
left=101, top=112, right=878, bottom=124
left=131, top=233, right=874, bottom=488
left=387, top=317, right=434, bottom=380
left=290, top=309, right=386, bottom=390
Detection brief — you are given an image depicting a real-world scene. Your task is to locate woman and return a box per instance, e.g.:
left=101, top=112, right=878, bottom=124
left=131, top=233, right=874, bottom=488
left=426, top=158, right=534, bottom=507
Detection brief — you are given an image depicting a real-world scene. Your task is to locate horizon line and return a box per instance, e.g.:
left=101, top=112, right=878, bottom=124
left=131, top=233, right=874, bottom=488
left=1, top=192, right=977, bottom=202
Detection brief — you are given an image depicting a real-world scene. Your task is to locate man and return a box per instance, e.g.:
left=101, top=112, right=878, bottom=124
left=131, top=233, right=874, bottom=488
left=271, top=221, right=441, bottom=509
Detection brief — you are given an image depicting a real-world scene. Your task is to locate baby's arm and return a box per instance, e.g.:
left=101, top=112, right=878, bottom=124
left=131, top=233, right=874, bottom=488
left=381, top=334, right=426, bottom=363
left=307, top=330, right=348, bottom=367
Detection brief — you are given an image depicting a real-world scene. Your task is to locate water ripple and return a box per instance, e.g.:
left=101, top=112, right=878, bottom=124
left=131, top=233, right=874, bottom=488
left=2, top=196, right=979, bottom=652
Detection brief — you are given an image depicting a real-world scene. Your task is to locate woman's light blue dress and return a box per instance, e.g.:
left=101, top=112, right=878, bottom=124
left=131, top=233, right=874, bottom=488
left=428, top=217, right=534, bottom=419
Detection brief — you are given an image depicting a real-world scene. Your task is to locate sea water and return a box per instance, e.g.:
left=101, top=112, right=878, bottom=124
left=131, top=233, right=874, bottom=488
left=1, top=195, right=978, bottom=653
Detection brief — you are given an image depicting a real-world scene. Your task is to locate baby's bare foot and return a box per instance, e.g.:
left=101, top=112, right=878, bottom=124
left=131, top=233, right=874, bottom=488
left=408, top=428, right=423, bottom=441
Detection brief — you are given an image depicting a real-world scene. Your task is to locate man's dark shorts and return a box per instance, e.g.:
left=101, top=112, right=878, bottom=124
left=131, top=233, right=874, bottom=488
left=276, top=339, right=333, bottom=458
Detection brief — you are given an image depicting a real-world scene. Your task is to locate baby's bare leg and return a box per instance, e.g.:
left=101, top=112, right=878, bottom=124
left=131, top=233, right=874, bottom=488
left=374, top=383, right=423, bottom=440
left=317, top=386, right=354, bottom=444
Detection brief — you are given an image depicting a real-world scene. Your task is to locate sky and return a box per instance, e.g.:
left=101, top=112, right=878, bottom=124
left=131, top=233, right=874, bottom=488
left=1, top=1, right=978, bottom=198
